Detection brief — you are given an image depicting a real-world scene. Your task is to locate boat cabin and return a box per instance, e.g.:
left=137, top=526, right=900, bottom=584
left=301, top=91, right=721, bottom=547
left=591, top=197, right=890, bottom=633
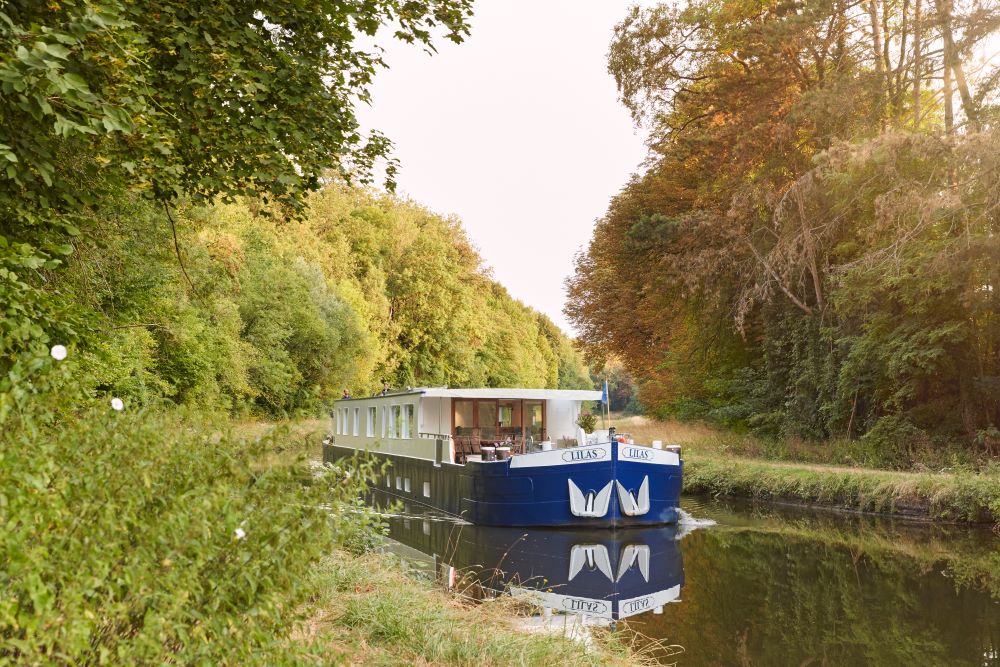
left=332, top=387, right=601, bottom=463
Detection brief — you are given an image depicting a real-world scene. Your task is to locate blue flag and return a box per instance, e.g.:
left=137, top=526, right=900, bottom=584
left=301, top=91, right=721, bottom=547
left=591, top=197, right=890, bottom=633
left=601, top=379, right=608, bottom=405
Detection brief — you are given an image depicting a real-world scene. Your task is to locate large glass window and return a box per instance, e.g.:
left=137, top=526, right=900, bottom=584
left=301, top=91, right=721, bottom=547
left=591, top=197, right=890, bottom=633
left=403, top=404, right=415, bottom=439
left=389, top=406, right=400, bottom=438
left=525, top=401, right=544, bottom=441
left=353, top=408, right=360, bottom=436
left=335, top=410, right=341, bottom=434
left=367, top=407, right=376, bottom=437
left=477, top=400, right=498, bottom=442
left=499, top=400, right=522, bottom=440
left=454, top=400, right=474, bottom=437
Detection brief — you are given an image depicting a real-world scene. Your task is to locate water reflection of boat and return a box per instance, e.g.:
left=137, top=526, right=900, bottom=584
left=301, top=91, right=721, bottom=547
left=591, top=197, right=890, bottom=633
left=377, top=494, right=684, bottom=621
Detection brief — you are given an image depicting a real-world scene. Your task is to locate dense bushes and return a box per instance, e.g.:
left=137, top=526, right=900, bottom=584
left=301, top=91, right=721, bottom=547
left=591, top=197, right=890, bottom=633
left=0, top=389, right=383, bottom=664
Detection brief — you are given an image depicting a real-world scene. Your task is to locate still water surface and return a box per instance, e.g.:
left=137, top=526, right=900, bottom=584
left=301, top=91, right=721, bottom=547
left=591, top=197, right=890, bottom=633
left=374, top=493, right=1000, bottom=666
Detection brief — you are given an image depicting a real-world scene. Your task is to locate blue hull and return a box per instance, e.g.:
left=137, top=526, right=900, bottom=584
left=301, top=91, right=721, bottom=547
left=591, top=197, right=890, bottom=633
left=324, top=439, right=682, bottom=528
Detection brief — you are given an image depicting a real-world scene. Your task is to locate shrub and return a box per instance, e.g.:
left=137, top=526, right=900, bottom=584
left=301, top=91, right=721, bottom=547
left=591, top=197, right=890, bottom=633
left=858, top=414, right=928, bottom=468
left=576, top=411, right=597, bottom=434
left=0, top=394, right=381, bottom=664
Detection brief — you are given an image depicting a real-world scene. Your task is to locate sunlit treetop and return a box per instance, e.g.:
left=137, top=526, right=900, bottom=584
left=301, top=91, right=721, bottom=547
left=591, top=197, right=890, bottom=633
left=0, top=0, right=473, bottom=213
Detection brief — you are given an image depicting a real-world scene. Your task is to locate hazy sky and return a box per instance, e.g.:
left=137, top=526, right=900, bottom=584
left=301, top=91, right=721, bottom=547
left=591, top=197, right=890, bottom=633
left=358, top=1, right=652, bottom=334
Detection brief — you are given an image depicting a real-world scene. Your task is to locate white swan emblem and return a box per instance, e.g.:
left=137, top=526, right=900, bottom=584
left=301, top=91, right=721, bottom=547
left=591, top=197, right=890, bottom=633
left=615, top=476, right=650, bottom=516
left=567, top=479, right=614, bottom=517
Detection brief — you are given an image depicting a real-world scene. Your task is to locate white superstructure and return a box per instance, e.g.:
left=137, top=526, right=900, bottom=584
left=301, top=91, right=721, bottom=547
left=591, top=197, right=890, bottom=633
left=332, top=387, right=602, bottom=463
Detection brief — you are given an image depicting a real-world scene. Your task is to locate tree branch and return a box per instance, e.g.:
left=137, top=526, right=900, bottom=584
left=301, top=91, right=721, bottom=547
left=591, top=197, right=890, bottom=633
left=162, top=200, right=196, bottom=292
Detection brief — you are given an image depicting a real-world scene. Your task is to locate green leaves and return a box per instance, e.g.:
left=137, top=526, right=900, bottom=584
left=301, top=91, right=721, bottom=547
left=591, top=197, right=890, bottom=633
left=0, top=401, right=385, bottom=663
left=0, top=0, right=474, bottom=419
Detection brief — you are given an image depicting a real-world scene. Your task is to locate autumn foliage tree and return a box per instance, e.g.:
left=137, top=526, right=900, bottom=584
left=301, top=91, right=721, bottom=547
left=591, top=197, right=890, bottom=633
left=568, top=0, right=1000, bottom=460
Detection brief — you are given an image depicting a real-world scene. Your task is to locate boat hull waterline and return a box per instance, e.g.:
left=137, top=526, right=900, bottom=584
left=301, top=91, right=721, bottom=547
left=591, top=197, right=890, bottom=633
left=324, top=439, right=683, bottom=528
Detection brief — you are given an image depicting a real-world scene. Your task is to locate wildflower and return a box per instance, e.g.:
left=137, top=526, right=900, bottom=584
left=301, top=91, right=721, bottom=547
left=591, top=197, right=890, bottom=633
left=50, top=345, right=67, bottom=361
left=110, top=397, right=124, bottom=411
left=234, top=527, right=246, bottom=540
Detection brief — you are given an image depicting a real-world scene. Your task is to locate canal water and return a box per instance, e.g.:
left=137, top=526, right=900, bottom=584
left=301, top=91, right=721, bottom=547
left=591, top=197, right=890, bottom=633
left=373, top=493, right=1000, bottom=665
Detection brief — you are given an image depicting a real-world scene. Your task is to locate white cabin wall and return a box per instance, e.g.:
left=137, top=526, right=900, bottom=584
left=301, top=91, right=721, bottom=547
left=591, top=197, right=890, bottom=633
left=546, top=399, right=581, bottom=443
left=332, top=395, right=436, bottom=460
left=419, top=397, right=450, bottom=438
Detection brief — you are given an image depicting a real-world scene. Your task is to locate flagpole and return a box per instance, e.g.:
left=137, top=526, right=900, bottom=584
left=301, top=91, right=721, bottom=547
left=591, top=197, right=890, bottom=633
left=600, top=378, right=607, bottom=431
left=606, top=379, right=611, bottom=430
left=602, top=378, right=610, bottom=432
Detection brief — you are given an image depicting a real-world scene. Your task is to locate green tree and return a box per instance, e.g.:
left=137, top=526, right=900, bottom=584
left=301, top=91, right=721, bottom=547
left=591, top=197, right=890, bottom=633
left=1, top=0, right=473, bottom=422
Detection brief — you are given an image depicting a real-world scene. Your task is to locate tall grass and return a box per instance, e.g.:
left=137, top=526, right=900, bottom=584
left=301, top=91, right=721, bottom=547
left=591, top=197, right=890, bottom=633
left=613, top=414, right=1000, bottom=525
left=303, top=551, right=662, bottom=667
left=613, top=414, right=1000, bottom=471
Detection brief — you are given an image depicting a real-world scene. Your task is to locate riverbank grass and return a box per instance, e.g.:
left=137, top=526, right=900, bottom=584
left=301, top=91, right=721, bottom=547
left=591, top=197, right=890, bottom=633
left=683, top=455, right=1000, bottom=523
left=612, top=415, right=1000, bottom=524
left=302, top=551, right=651, bottom=666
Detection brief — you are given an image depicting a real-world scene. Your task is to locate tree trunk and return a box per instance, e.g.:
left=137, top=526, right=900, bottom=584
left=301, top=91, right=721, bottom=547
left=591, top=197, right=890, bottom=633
left=935, top=0, right=976, bottom=129
left=913, top=0, right=922, bottom=127
left=868, top=0, right=886, bottom=129
left=943, top=30, right=954, bottom=134
left=951, top=57, right=977, bottom=129
left=897, top=0, right=910, bottom=117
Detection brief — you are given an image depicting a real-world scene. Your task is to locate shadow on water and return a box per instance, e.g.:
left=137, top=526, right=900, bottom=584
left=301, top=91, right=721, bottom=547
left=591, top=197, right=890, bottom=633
left=370, top=491, right=1000, bottom=666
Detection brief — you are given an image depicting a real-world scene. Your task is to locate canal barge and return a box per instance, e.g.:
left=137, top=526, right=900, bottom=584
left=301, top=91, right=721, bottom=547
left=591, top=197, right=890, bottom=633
left=323, top=387, right=682, bottom=527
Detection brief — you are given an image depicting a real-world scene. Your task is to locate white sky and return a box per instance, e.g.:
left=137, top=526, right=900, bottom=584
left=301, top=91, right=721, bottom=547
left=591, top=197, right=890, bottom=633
left=358, top=1, right=652, bottom=334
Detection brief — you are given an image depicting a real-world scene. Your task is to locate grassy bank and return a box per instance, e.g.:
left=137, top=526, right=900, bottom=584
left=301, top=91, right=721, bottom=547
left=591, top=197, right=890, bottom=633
left=2, top=401, right=657, bottom=665
left=300, top=550, right=658, bottom=666
left=612, top=415, right=1000, bottom=525
left=682, top=455, right=1000, bottom=523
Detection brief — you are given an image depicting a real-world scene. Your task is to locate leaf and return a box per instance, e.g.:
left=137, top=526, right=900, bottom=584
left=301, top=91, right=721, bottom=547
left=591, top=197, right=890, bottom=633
left=41, top=43, right=71, bottom=59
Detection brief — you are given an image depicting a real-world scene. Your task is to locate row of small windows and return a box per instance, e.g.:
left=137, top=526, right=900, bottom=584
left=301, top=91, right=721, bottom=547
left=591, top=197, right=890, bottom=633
left=383, top=474, right=431, bottom=499
left=334, top=404, right=416, bottom=438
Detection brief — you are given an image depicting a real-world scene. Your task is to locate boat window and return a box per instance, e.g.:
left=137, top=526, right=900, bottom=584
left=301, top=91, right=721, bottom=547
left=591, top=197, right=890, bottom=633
left=353, top=408, right=360, bottom=436
left=335, top=410, right=341, bottom=435
left=381, top=406, right=387, bottom=438
left=389, top=406, right=400, bottom=438
left=395, top=475, right=402, bottom=490
left=525, top=401, right=544, bottom=441
left=403, top=404, right=414, bottom=439
left=423, top=481, right=431, bottom=498
left=477, top=400, right=498, bottom=442
left=499, top=400, right=521, bottom=441
left=454, top=400, right=473, bottom=434
left=404, top=478, right=411, bottom=493
left=367, top=407, right=376, bottom=437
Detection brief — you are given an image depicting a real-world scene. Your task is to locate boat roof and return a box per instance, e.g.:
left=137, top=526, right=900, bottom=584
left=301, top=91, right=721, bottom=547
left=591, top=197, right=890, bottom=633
left=419, top=387, right=602, bottom=401
left=337, top=387, right=602, bottom=402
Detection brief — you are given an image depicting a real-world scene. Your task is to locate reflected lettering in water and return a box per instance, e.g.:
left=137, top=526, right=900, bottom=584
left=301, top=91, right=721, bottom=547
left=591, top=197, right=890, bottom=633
left=374, top=492, right=684, bottom=623
left=371, top=492, right=1000, bottom=666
